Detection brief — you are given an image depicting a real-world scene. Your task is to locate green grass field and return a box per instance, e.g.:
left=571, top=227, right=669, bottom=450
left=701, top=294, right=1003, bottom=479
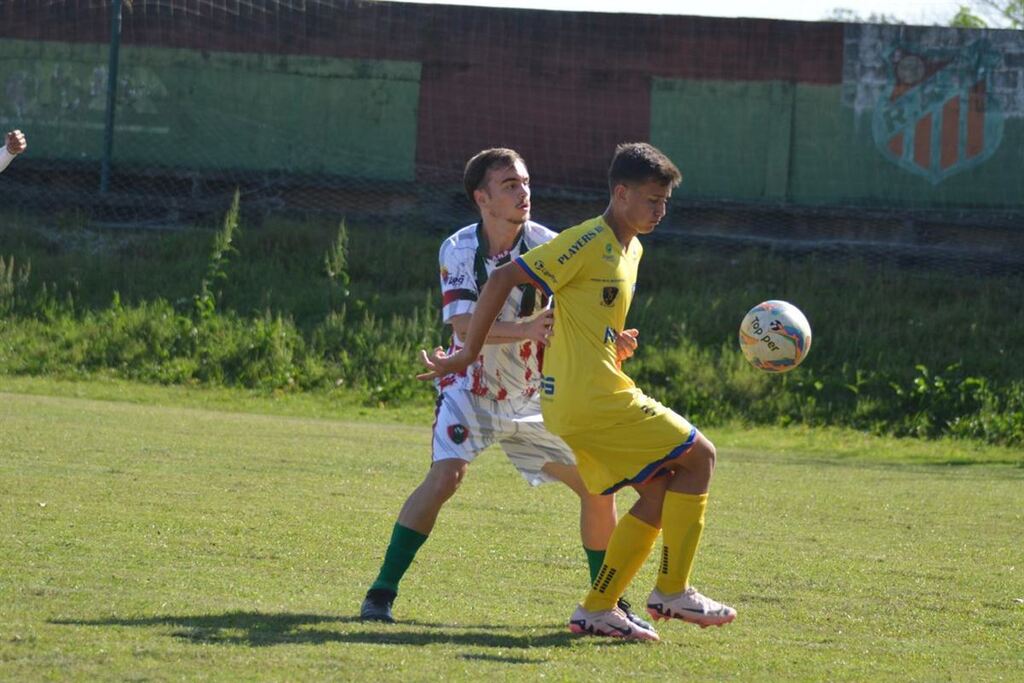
left=1, top=379, right=1021, bottom=681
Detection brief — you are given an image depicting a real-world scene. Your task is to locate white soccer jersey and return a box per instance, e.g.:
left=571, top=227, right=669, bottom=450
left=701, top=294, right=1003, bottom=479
left=437, top=220, right=555, bottom=401
left=0, top=148, right=15, bottom=174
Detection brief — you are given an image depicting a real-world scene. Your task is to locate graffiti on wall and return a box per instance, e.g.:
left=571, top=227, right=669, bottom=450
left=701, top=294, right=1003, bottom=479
left=2, top=62, right=170, bottom=135
left=843, top=25, right=1023, bottom=184
left=873, top=40, right=1003, bottom=184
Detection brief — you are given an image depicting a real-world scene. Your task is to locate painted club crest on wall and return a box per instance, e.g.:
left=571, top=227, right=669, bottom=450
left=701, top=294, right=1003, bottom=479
left=872, top=40, right=1003, bottom=184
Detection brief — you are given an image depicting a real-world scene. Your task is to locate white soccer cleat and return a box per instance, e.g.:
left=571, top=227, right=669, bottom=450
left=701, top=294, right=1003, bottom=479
left=646, top=587, right=737, bottom=628
left=617, top=597, right=654, bottom=631
left=568, top=604, right=660, bottom=642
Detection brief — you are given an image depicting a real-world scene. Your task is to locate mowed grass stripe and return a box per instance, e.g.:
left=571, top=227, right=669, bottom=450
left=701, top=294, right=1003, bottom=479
left=1, top=390, right=1021, bottom=681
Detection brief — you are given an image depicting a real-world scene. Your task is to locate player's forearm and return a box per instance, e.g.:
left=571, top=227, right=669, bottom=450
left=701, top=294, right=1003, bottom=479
left=458, top=266, right=520, bottom=359
left=481, top=325, right=532, bottom=345
left=454, top=320, right=533, bottom=346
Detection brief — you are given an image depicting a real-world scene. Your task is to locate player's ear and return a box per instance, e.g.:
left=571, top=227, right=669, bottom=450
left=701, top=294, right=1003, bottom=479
left=612, top=182, right=630, bottom=203
left=473, top=187, right=489, bottom=208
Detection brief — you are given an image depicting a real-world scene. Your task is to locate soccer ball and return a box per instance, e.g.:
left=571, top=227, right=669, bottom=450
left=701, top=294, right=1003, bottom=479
left=738, top=300, right=812, bottom=373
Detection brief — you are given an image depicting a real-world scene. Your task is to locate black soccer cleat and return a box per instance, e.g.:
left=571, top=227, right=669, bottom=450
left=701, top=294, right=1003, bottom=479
left=618, top=597, right=655, bottom=631
left=360, top=588, right=396, bottom=623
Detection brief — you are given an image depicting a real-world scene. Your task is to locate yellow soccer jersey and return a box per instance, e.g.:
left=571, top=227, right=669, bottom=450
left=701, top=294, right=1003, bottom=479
left=514, top=216, right=642, bottom=436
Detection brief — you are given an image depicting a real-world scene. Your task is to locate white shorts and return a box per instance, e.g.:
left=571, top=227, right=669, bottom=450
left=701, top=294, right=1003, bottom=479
left=432, top=390, right=577, bottom=486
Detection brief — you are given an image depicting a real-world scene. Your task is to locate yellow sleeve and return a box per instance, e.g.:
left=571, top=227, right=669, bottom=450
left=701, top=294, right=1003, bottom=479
left=514, top=223, right=599, bottom=295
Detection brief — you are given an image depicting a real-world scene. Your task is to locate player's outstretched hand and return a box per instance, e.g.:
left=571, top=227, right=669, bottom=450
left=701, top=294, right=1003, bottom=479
left=417, top=346, right=470, bottom=381
left=616, top=328, right=639, bottom=364
left=6, top=130, right=26, bottom=155
left=522, top=309, right=554, bottom=345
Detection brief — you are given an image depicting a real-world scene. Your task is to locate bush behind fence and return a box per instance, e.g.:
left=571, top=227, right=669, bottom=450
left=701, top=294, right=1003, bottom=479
left=1, top=206, right=1021, bottom=446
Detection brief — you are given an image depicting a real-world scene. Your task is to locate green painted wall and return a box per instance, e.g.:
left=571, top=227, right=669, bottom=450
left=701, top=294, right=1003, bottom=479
left=0, top=39, right=421, bottom=180
left=650, top=79, right=794, bottom=201
left=652, top=77, right=1024, bottom=209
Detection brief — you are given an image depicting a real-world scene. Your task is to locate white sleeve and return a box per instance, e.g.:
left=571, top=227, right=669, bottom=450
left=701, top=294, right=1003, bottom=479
left=438, top=239, right=479, bottom=323
left=0, top=148, right=14, bottom=174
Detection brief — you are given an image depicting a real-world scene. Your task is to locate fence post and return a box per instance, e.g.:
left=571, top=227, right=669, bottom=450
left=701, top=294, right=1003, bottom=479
left=100, top=0, right=123, bottom=194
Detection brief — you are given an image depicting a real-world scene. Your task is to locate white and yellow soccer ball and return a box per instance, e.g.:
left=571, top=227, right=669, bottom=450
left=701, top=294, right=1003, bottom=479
left=738, top=300, right=812, bottom=373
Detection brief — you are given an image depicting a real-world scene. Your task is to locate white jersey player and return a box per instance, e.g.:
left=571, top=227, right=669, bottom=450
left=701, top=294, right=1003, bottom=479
left=360, top=149, right=648, bottom=631
left=431, top=219, right=572, bottom=485
left=0, top=130, right=27, bottom=173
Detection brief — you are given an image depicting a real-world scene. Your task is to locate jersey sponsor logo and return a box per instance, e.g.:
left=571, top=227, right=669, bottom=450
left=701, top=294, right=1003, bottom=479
left=602, top=241, right=617, bottom=263
left=540, top=375, right=556, bottom=395
left=604, top=326, right=619, bottom=345
left=532, top=259, right=558, bottom=284
left=441, top=265, right=467, bottom=287
left=601, top=286, right=619, bottom=307
left=447, top=423, right=470, bottom=444
left=556, top=228, right=601, bottom=265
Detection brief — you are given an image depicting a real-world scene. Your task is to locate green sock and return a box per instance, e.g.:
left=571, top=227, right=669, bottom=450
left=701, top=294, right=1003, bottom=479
left=370, top=523, right=429, bottom=594
left=585, top=547, right=607, bottom=585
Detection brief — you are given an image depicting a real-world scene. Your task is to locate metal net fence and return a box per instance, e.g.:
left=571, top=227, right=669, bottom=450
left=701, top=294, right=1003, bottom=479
left=1, top=0, right=1023, bottom=272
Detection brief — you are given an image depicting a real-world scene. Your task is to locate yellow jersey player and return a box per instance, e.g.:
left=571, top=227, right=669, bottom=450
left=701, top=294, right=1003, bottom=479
left=420, top=142, right=736, bottom=641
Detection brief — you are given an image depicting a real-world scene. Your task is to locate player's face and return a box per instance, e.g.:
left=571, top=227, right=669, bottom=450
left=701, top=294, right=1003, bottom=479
left=620, top=180, right=671, bottom=235
left=477, top=160, right=531, bottom=226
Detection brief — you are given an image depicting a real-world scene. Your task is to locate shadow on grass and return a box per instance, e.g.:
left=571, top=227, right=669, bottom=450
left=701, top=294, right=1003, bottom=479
left=459, top=653, right=548, bottom=664
left=730, top=449, right=1024, bottom=475
left=930, top=457, right=1024, bottom=468
left=50, top=611, right=584, bottom=650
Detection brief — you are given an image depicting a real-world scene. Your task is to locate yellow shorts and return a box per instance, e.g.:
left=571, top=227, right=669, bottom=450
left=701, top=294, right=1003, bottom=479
left=560, top=390, right=698, bottom=495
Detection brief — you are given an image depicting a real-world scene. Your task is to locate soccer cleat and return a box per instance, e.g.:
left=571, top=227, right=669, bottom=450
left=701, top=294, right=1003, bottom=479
left=646, top=586, right=737, bottom=628
left=568, top=604, right=660, bottom=641
left=617, top=597, right=654, bottom=631
left=360, top=588, right=396, bottom=623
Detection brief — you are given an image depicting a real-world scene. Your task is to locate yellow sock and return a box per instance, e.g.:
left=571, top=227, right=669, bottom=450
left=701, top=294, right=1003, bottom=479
left=582, top=513, right=660, bottom=612
left=655, top=491, right=708, bottom=595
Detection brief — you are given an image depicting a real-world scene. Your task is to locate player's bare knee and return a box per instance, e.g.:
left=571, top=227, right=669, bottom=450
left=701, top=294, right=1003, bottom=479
left=431, top=475, right=462, bottom=501
left=694, top=436, right=717, bottom=474
left=630, top=478, right=668, bottom=527
left=581, top=491, right=615, bottom=513
left=426, top=459, right=468, bottom=500
left=629, top=495, right=663, bottom=529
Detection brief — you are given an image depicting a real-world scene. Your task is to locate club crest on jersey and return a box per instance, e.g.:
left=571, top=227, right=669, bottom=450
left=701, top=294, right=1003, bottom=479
left=447, top=424, right=469, bottom=444
left=601, top=286, right=619, bottom=307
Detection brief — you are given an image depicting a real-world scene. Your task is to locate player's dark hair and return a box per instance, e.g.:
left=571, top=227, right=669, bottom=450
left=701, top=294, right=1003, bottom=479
left=463, top=148, right=525, bottom=206
left=608, top=142, right=681, bottom=191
